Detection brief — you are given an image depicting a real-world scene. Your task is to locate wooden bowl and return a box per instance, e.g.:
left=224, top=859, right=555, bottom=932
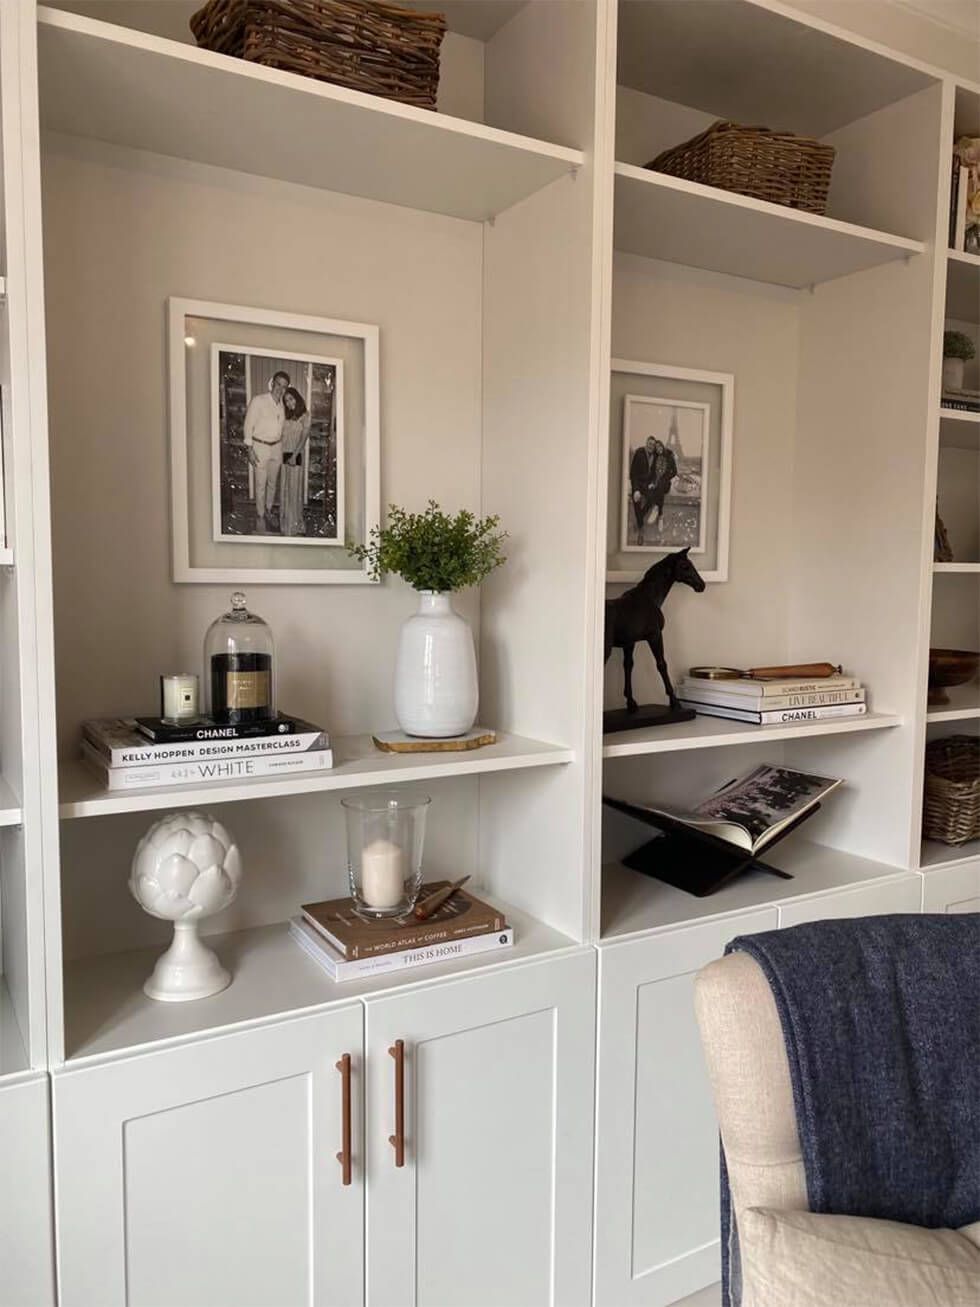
left=928, top=648, right=980, bottom=705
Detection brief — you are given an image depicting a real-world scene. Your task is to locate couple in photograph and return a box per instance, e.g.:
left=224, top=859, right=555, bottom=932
left=243, top=370, right=312, bottom=535
left=629, top=434, right=677, bottom=543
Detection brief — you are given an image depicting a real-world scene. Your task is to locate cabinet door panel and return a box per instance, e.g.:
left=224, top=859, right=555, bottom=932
left=365, top=951, right=596, bottom=1307
left=54, top=1008, right=363, bottom=1307
left=922, top=861, right=980, bottom=915
left=0, top=1074, right=55, bottom=1305
left=777, top=875, right=921, bottom=927
left=594, top=910, right=777, bottom=1307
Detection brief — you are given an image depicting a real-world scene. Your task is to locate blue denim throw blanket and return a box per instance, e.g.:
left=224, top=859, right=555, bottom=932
left=720, top=914, right=980, bottom=1307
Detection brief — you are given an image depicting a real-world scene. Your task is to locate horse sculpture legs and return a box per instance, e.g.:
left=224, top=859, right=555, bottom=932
left=649, top=636, right=679, bottom=709
left=622, top=643, right=637, bottom=714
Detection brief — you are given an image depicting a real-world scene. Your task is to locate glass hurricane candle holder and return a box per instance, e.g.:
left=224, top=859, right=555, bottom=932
left=341, top=789, right=430, bottom=919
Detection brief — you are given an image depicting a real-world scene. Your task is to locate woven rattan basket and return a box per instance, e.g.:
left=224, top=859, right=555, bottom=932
left=647, top=121, right=836, bottom=215
left=923, top=735, right=980, bottom=846
left=190, top=0, right=446, bottom=109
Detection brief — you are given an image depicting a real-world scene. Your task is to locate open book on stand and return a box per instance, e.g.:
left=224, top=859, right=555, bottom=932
left=605, top=764, right=843, bottom=897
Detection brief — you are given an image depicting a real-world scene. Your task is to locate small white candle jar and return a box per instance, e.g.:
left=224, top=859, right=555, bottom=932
left=160, top=673, right=200, bottom=725
left=341, top=789, right=430, bottom=919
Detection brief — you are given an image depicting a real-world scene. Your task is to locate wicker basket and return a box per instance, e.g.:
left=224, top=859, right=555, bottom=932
left=190, top=0, right=446, bottom=109
left=647, top=121, right=836, bottom=216
left=923, top=735, right=980, bottom=846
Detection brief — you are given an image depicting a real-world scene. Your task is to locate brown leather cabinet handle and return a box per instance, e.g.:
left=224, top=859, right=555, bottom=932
left=336, top=1053, right=352, bottom=1186
left=388, top=1039, right=405, bottom=1168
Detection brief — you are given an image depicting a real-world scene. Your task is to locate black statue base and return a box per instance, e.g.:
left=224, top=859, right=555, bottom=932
left=603, top=703, right=696, bottom=735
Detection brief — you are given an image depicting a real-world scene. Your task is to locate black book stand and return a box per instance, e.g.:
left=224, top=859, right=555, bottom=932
left=603, top=795, right=817, bottom=898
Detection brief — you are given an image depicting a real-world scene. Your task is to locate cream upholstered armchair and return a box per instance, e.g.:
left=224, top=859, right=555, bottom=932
left=694, top=951, right=980, bottom=1307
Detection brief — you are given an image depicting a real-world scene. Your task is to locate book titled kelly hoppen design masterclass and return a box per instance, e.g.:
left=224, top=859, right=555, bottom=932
left=83, top=717, right=328, bottom=767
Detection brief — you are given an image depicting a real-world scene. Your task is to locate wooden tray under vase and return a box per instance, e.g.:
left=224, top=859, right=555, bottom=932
left=190, top=0, right=446, bottom=109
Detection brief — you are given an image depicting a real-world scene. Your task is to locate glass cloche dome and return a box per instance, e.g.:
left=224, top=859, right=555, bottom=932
left=204, top=591, right=276, bottom=724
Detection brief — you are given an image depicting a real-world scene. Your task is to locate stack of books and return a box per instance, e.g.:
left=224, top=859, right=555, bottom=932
left=81, top=713, right=332, bottom=790
left=678, top=672, right=867, bottom=726
left=941, top=385, right=980, bottom=414
left=291, top=881, right=513, bottom=982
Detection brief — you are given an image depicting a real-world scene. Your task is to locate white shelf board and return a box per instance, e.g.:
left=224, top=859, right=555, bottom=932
left=0, top=548, right=13, bottom=566
left=0, top=977, right=30, bottom=1081
left=37, top=6, right=583, bottom=223
left=613, top=164, right=925, bottom=289
left=926, top=681, right=980, bottom=723
left=0, top=276, right=6, bottom=299
left=947, top=250, right=980, bottom=321
left=601, top=838, right=911, bottom=941
left=58, top=731, right=574, bottom=819
left=920, top=838, right=980, bottom=871
left=63, top=901, right=580, bottom=1064
left=0, top=777, right=22, bottom=828
left=602, top=710, right=901, bottom=758
left=940, top=409, right=980, bottom=450
left=933, top=562, right=980, bottom=573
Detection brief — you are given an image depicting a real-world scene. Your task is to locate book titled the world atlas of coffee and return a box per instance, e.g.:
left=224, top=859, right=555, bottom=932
left=301, top=882, right=507, bottom=960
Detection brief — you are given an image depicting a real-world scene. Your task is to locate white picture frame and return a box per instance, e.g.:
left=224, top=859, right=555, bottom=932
left=608, top=359, right=733, bottom=584
left=169, top=297, right=380, bottom=585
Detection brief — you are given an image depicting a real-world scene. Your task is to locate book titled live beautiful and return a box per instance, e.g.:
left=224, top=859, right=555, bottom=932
left=301, top=882, right=508, bottom=960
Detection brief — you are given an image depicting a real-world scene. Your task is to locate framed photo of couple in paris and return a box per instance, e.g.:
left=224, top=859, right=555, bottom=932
left=607, top=359, right=734, bottom=585
left=168, top=298, right=380, bottom=584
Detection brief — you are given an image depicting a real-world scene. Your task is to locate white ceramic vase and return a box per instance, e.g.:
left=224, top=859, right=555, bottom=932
left=394, top=591, right=478, bottom=738
left=129, top=811, right=242, bottom=1002
left=943, top=356, right=965, bottom=392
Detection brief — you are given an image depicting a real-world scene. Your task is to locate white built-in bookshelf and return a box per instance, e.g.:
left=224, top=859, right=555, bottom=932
left=1, top=2, right=979, bottom=1301
left=1, top=0, right=970, bottom=1058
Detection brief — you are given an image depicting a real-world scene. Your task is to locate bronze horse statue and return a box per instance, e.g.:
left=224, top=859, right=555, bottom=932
left=605, top=548, right=706, bottom=714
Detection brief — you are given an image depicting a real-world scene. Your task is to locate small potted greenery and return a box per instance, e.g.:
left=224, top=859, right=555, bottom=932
left=943, top=330, right=976, bottom=393
left=349, top=502, right=507, bottom=738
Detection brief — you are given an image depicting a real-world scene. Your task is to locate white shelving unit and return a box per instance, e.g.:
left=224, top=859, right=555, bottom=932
left=933, top=562, right=980, bottom=572
left=613, top=163, right=925, bottom=289
left=946, top=248, right=980, bottom=319
left=927, top=681, right=980, bottom=722
left=602, top=711, right=902, bottom=758
left=58, top=732, right=574, bottom=819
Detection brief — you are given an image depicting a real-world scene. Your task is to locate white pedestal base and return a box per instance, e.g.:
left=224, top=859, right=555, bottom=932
left=143, top=921, right=231, bottom=1003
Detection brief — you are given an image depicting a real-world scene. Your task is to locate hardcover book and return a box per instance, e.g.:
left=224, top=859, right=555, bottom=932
left=679, top=675, right=859, bottom=698
left=135, top=712, right=302, bottom=743
left=290, top=916, right=514, bottom=981
left=611, top=763, right=843, bottom=856
left=301, top=882, right=507, bottom=960
left=679, top=685, right=865, bottom=710
left=81, top=742, right=333, bottom=789
left=82, top=717, right=329, bottom=767
left=680, top=700, right=867, bottom=725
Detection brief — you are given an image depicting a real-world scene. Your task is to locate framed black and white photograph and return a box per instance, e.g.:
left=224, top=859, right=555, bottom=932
left=212, top=344, right=344, bottom=546
left=169, top=298, right=379, bottom=584
left=608, top=360, right=733, bottom=584
left=621, top=395, right=709, bottom=553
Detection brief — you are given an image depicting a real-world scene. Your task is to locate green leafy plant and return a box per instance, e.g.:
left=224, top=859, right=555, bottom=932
left=943, top=330, right=976, bottom=361
left=349, top=501, right=507, bottom=591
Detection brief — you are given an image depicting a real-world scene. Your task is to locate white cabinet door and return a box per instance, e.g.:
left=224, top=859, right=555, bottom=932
left=922, top=860, right=980, bottom=915
left=0, top=1073, right=55, bottom=1305
left=364, top=950, right=596, bottom=1307
left=777, top=874, right=921, bottom=927
left=594, top=910, right=777, bottom=1307
left=53, top=1007, right=364, bottom=1307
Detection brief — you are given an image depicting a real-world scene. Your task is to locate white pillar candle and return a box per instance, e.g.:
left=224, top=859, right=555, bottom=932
left=360, top=837, right=406, bottom=909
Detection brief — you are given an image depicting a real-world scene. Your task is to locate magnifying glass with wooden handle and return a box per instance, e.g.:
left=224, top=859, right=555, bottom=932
left=688, top=662, right=843, bottom=681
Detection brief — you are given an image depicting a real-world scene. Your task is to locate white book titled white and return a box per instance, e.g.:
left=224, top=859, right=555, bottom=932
left=82, top=742, right=333, bottom=789
left=289, top=917, right=514, bottom=981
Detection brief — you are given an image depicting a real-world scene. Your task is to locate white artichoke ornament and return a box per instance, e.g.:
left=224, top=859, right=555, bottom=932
left=130, top=811, right=242, bottom=1002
